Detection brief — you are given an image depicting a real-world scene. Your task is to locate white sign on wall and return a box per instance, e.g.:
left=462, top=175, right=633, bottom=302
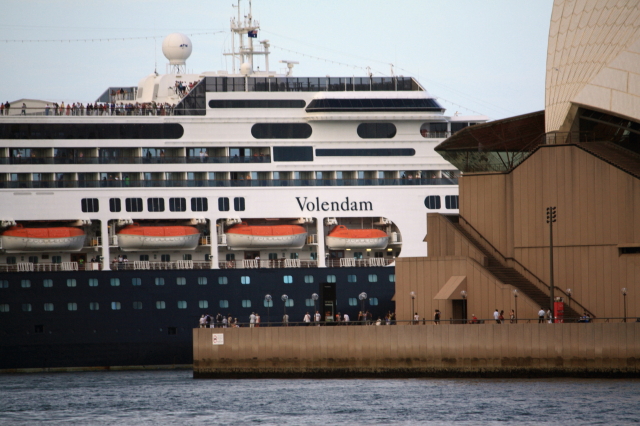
left=212, top=334, right=224, bottom=345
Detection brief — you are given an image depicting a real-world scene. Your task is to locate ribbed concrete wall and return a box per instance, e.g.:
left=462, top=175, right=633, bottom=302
left=193, top=323, right=640, bottom=378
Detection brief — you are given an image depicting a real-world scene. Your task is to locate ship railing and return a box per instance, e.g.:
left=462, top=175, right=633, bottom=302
left=0, top=155, right=273, bottom=165
left=17, top=262, right=34, bottom=272
left=85, top=237, right=101, bottom=247
left=109, top=236, right=118, bottom=246
left=306, top=234, right=318, bottom=244
left=61, top=262, right=79, bottom=271
left=243, top=259, right=259, bottom=269
left=176, top=260, right=194, bottom=269
left=217, top=234, right=227, bottom=245
left=340, top=258, right=356, bottom=267
left=284, top=259, right=301, bottom=268
left=327, top=258, right=393, bottom=268
left=199, top=236, right=211, bottom=246
left=134, top=261, right=150, bottom=270
left=218, top=259, right=317, bottom=269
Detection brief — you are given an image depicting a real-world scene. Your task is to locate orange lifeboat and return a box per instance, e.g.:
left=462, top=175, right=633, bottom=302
left=1, top=225, right=85, bottom=252
left=117, top=224, right=200, bottom=251
left=224, top=222, right=307, bottom=249
left=326, top=225, right=389, bottom=250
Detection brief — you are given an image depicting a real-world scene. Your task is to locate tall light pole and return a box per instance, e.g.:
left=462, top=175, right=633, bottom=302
left=281, top=294, right=288, bottom=326
left=359, top=292, right=367, bottom=324
left=513, top=289, right=518, bottom=324
left=546, top=206, right=557, bottom=315
left=410, top=291, right=416, bottom=324
left=460, top=290, right=467, bottom=324
left=622, top=288, right=628, bottom=322
left=566, top=288, right=572, bottom=319
left=264, top=294, right=272, bottom=326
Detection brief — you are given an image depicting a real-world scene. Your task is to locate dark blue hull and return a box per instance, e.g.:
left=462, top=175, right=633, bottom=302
left=0, top=266, right=395, bottom=370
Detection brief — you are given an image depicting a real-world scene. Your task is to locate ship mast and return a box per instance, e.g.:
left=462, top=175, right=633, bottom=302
left=224, top=0, right=270, bottom=75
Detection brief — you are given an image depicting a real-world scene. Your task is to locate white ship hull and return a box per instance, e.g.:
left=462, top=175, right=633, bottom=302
left=326, top=236, right=389, bottom=250
left=225, top=232, right=307, bottom=250
left=1, top=235, right=85, bottom=252
left=117, top=233, right=200, bottom=251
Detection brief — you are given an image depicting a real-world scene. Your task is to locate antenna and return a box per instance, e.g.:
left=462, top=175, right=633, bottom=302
left=279, top=60, right=299, bottom=76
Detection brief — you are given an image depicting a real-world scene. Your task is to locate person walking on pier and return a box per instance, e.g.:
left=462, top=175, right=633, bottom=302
left=283, top=313, right=289, bottom=326
left=538, top=308, right=545, bottom=323
left=199, top=315, right=206, bottom=328
left=249, top=312, right=256, bottom=328
left=303, top=312, right=311, bottom=325
left=343, top=313, right=350, bottom=324
left=494, top=309, right=500, bottom=324
left=315, top=311, right=321, bottom=325
left=434, top=309, right=441, bottom=325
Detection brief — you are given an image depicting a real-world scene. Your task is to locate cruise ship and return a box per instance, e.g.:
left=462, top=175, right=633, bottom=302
left=0, top=1, right=487, bottom=370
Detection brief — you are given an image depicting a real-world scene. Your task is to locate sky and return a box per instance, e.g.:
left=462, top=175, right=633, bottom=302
left=1, top=0, right=553, bottom=120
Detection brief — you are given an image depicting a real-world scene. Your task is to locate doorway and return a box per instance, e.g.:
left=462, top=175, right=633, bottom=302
left=321, top=283, right=336, bottom=322
left=452, top=299, right=467, bottom=324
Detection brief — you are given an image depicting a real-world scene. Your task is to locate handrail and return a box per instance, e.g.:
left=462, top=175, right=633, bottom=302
left=456, top=214, right=595, bottom=318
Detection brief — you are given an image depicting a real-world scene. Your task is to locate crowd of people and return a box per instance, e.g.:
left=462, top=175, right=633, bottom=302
left=198, top=310, right=399, bottom=327
left=40, top=101, right=177, bottom=116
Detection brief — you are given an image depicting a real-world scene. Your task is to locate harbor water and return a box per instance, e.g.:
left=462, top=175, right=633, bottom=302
left=1, top=371, right=639, bottom=425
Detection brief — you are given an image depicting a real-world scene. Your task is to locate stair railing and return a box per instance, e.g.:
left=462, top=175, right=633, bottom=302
left=456, top=214, right=595, bottom=318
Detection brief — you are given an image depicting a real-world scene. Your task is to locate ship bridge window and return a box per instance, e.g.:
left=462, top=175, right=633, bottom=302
left=81, top=198, right=99, bottom=213
left=273, top=146, right=313, bottom=162
left=316, top=148, right=414, bottom=157
left=357, top=123, right=396, bottom=139
left=234, top=197, right=245, bottom=211
left=368, top=274, right=378, bottom=282
left=169, top=198, right=186, bottom=212
left=218, top=197, right=230, bottom=211
left=251, top=123, right=312, bottom=139
left=208, top=99, right=306, bottom=108
left=148, top=198, right=165, bottom=212
left=109, top=198, right=121, bottom=212
left=198, top=277, right=207, bottom=285
left=424, top=195, right=441, bottom=209
left=191, top=197, right=208, bottom=212
left=0, top=123, right=184, bottom=139
left=445, top=195, right=459, bottom=209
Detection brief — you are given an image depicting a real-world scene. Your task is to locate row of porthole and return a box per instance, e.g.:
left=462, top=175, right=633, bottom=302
left=425, top=195, right=459, bottom=210
left=1, top=274, right=395, bottom=289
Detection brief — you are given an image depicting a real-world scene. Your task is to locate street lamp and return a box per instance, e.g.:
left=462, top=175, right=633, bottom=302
left=359, top=292, right=367, bottom=324
left=546, top=206, right=557, bottom=314
left=622, top=288, right=628, bottom=322
left=264, top=294, right=272, bottom=326
left=566, top=288, right=572, bottom=316
left=281, top=294, right=289, bottom=325
left=513, top=289, right=518, bottom=324
left=460, top=290, right=467, bottom=324
left=311, top=293, right=319, bottom=322
left=410, top=291, right=416, bottom=324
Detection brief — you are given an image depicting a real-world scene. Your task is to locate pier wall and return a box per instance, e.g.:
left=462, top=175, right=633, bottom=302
left=193, top=323, right=640, bottom=378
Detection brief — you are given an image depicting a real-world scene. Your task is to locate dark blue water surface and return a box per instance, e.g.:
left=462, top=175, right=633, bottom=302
left=0, top=371, right=639, bottom=425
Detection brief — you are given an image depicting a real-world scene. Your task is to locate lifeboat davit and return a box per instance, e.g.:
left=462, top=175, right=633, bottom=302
left=325, top=225, right=389, bottom=250
left=225, top=222, right=307, bottom=250
left=117, top=224, right=200, bottom=251
left=0, top=225, right=85, bottom=252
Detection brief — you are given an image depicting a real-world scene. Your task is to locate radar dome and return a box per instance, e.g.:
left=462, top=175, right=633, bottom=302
left=240, top=62, right=253, bottom=76
left=162, top=33, right=193, bottom=65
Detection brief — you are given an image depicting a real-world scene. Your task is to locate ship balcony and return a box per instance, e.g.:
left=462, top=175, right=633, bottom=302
left=328, top=258, right=394, bottom=268
left=0, top=155, right=271, bottom=165
left=219, top=259, right=317, bottom=269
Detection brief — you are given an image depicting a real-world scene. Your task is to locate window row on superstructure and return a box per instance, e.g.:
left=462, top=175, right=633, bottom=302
left=1, top=170, right=460, bottom=189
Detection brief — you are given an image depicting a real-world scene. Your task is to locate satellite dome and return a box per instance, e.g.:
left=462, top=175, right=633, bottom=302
left=162, top=33, right=193, bottom=65
left=240, top=62, right=253, bottom=76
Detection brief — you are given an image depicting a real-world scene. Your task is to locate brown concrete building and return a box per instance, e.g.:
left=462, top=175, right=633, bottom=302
left=396, top=0, right=640, bottom=324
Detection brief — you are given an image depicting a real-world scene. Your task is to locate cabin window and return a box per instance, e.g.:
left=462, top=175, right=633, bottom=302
left=375, top=252, right=384, bottom=258
left=155, top=278, right=165, bottom=286
left=191, top=197, right=208, bottom=212
left=43, top=279, right=52, bottom=288
left=67, top=279, right=76, bottom=287
left=148, top=198, right=165, bottom=212
left=368, top=274, right=378, bottom=282
left=22, top=303, right=32, bottom=312
left=126, top=198, right=143, bottom=212
left=357, top=123, right=396, bottom=139
left=389, top=274, right=396, bottom=283
left=268, top=253, right=278, bottom=260
left=241, top=276, right=250, bottom=285
left=177, top=301, right=187, bottom=309
left=218, top=277, right=228, bottom=285
left=132, top=278, right=141, bottom=286
left=155, top=301, right=166, bottom=309
left=234, top=197, right=245, bottom=211
left=176, top=277, right=186, bottom=286
left=6, top=257, right=16, bottom=265
left=264, top=299, right=273, bottom=308
left=327, top=275, right=336, bottom=283
left=305, top=299, right=314, bottom=307
left=110, top=278, right=120, bottom=287
left=310, top=252, right=317, bottom=260
left=21, top=280, right=31, bottom=288
left=304, top=275, right=314, bottom=283
left=290, top=253, right=299, bottom=259
left=285, top=299, right=294, bottom=307
left=347, top=275, right=357, bottom=283
left=133, top=301, right=143, bottom=310
left=88, top=278, right=98, bottom=287
left=198, top=300, right=208, bottom=309
left=0, top=304, right=9, bottom=312
left=218, top=197, right=230, bottom=211
left=28, top=256, right=38, bottom=264
left=0, top=280, right=8, bottom=288
left=445, top=195, right=459, bottom=209
left=251, top=123, right=312, bottom=139
left=242, top=300, right=252, bottom=308
left=225, top=254, right=235, bottom=261
left=52, top=256, right=61, bottom=263
left=354, top=252, right=363, bottom=259
left=349, top=298, right=358, bottom=306
left=169, top=198, right=186, bottom=212
left=110, top=198, right=121, bottom=212
left=90, top=302, right=99, bottom=310
left=219, top=300, right=229, bottom=308
left=139, top=255, right=149, bottom=261
left=369, top=298, right=379, bottom=306
left=198, top=277, right=207, bottom=285
left=44, top=303, right=54, bottom=311
left=81, top=198, right=99, bottom=213
left=67, top=303, right=77, bottom=311
left=283, top=275, right=293, bottom=284
left=161, top=255, right=170, bottom=262
left=424, top=195, right=441, bottom=209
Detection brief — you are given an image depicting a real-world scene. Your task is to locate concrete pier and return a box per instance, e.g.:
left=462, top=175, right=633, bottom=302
left=193, top=323, right=640, bottom=378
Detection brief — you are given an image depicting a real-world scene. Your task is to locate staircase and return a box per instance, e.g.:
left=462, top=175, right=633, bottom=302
left=446, top=217, right=582, bottom=320
left=578, top=141, right=640, bottom=180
